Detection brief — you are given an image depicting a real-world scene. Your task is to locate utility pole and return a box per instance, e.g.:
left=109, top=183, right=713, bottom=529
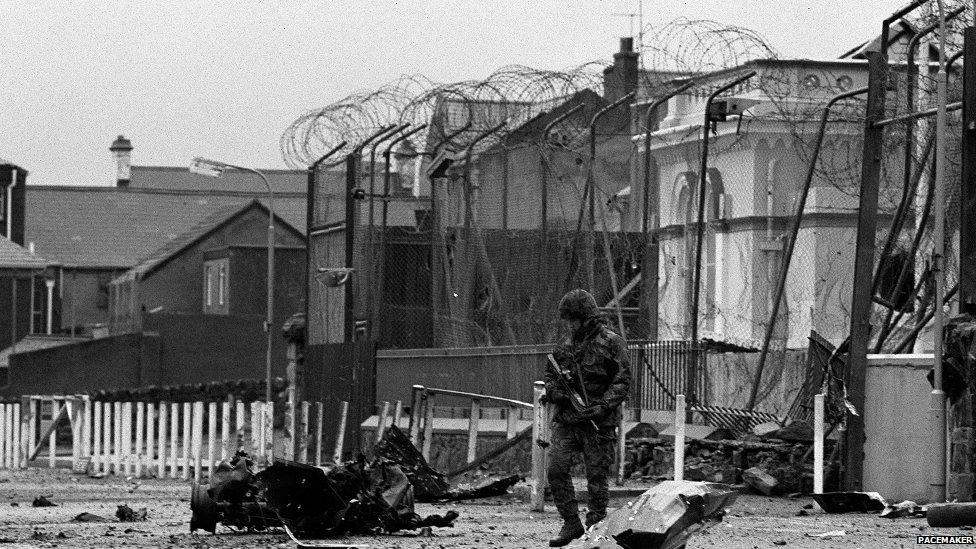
left=961, top=24, right=976, bottom=315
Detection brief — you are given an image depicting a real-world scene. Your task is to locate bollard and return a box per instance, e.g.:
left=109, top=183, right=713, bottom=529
left=674, top=395, right=686, bottom=482
left=813, top=393, right=824, bottom=494
left=333, top=401, right=348, bottom=463
left=409, top=385, right=424, bottom=446
left=531, top=381, right=547, bottom=512
left=467, top=399, right=480, bottom=464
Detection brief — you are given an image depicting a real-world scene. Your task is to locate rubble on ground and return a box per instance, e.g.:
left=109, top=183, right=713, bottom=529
left=190, top=426, right=521, bottom=539
left=624, top=423, right=827, bottom=494
left=568, top=480, right=738, bottom=549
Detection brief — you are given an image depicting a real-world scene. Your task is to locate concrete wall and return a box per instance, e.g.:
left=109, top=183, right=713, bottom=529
left=862, top=354, right=934, bottom=503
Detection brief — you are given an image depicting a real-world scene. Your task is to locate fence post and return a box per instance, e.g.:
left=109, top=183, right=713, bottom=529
left=409, top=385, right=424, bottom=446
left=298, top=401, right=310, bottom=463
left=180, top=402, right=191, bottom=480
left=263, top=401, right=274, bottom=465
left=375, top=401, right=390, bottom=444
left=122, top=401, right=133, bottom=476
left=81, top=397, right=91, bottom=473
left=20, top=396, right=32, bottom=469
left=207, top=401, right=217, bottom=474
left=134, top=402, right=144, bottom=478
left=158, top=401, right=169, bottom=479
left=13, top=402, right=22, bottom=470
left=92, top=401, right=102, bottom=474
left=531, top=381, right=547, bottom=512
left=145, top=402, right=155, bottom=477
left=333, top=401, right=348, bottom=463
left=814, top=393, right=825, bottom=494
left=616, top=402, right=627, bottom=486
left=250, top=402, right=261, bottom=459
left=113, top=401, right=123, bottom=474
left=507, top=405, right=519, bottom=440
left=192, top=401, right=204, bottom=483
left=220, top=400, right=230, bottom=464
left=235, top=401, right=245, bottom=454
left=392, top=400, right=403, bottom=432
left=467, top=399, right=480, bottom=464
left=674, top=394, right=686, bottom=481
left=69, top=399, right=80, bottom=472
left=314, top=401, right=324, bottom=466
left=287, top=398, right=297, bottom=462
left=421, top=392, right=435, bottom=462
left=0, top=403, right=7, bottom=469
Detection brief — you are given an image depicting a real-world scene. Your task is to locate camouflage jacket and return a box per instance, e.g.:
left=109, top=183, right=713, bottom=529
left=545, top=319, right=632, bottom=426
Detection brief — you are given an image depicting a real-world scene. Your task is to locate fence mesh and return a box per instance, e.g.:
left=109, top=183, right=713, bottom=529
left=291, top=10, right=971, bottom=373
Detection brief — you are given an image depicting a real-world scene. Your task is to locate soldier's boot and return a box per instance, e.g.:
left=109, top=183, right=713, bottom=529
left=549, top=516, right=585, bottom=547
left=584, top=509, right=606, bottom=528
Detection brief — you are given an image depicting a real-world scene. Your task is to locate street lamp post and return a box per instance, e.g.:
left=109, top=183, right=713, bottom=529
left=190, top=157, right=276, bottom=403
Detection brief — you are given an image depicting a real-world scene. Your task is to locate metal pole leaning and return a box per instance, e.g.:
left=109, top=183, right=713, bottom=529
left=531, top=381, right=547, bottom=512
left=746, top=86, right=868, bottom=410
left=616, top=402, right=627, bottom=486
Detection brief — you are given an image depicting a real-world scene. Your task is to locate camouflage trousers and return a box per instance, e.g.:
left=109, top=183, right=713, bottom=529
left=546, top=422, right=616, bottom=524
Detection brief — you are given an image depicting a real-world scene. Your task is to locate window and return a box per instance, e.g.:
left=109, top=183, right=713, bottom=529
left=677, top=170, right=728, bottom=336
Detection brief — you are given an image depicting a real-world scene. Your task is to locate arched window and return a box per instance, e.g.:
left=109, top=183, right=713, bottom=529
left=677, top=169, right=729, bottom=336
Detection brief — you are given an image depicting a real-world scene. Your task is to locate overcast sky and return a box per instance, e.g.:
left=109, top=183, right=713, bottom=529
left=2, top=1, right=900, bottom=187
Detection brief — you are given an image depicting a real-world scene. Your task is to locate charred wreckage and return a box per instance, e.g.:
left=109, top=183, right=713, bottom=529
left=189, top=426, right=520, bottom=540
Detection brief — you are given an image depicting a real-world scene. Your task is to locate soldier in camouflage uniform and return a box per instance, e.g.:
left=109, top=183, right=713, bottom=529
left=545, top=289, right=632, bottom=547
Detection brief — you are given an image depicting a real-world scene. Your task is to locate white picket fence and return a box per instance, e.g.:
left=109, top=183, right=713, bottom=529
left=0, top=396, right=350, bottom=482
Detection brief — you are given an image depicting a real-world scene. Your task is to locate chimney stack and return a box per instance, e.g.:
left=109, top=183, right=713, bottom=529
left=110, top=135, right=133, bottom=187
left=603, top=37, right=639, bottom=102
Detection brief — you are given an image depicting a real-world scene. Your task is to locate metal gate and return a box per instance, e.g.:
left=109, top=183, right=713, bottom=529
left=628, top=340, right=707, bottom=410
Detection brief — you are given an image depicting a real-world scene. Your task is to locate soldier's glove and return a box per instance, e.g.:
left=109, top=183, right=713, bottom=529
left=542, top=389, right=571, bottom=406
left=578, top=400, right=610, bottom=420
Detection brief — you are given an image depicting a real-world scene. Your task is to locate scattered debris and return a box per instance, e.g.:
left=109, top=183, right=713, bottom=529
left=742, top=467, right=778, bottom=496
left=795, top=509, right=808, bottom=517
left=72, top=512, right=108, bottom=523
left=812, top=492, right=886, bottom=514
left=373, top=426, right=521, bottom=501
left=191, top=446, right=460, bottom=539
left=927, top=503, right=976, bottom=527
left=568, top=480, right=738, bottom=549
left=31, top=496, right=56, bottom=507
left=880, top=500, right=925, bottom=519
left=802, top=503, right=814, bottom=509
left=773, top=540, right=787, bottom=546
left=116, top=504, right=148, bottom=522
left=808, top=530, right=846, bottom=538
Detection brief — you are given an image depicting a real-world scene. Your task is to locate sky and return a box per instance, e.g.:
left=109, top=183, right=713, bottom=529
left=1, top=0, right=901, bottom=187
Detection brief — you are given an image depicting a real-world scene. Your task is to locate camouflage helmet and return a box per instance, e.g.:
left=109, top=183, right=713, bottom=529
left=558, top=289, right=598, bottom=320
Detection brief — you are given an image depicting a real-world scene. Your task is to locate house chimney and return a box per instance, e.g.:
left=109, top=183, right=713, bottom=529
left=110, top=135, right=133, bottom=187
left=603, top=37, right=639, bottom=102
